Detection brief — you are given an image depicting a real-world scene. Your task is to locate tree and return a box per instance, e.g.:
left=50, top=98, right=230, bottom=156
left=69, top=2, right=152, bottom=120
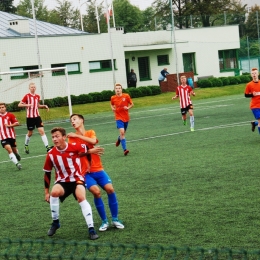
left=142, top=7, right=156, bottom=31
left=0, top=0, right=16, bottom=13
left=245, top=5, right=260, bottom=39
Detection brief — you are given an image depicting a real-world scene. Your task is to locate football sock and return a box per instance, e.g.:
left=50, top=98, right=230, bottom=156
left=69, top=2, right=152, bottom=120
left=190, top=116, right=194, bottom=128
left=9, top=152, right=18, bottom=165
left=254, top=121, right=258, bottom=126
left=25, top=135, right=30, bottom=145
left=50, top=196, right=59, bottom=220
left=94, top=197, right=107, bottom=221
left=79, top=200, right=94, bottom=228
left=121, top=138, right=127, bottom=151
left=108, top=192, right=118, bottom=219
left=258, top=126, right=260, bottom=134
left=41, top=134, right=49, bottom=147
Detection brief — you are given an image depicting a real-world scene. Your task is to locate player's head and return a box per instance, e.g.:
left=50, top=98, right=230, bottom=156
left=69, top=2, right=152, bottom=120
left=114, top=83, right=123, bottom=95
left=51, top=127, right=66, bottom=147
left=70, top=114, right=84, bottom=129
left=0, top=103, right=7, bottom=114
left=251, top=68, right=259, bottom=81
left=29, top=82, right=36, bottom=93
left=180, top=75, right=186, bottom=84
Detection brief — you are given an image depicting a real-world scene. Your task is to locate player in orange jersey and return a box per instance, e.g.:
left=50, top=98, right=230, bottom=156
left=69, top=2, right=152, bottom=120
left=67, top=114, right=124, bottom=232
left=244, top=68, right=260, bottom=133
left=110, top=83, right=134, bottom=156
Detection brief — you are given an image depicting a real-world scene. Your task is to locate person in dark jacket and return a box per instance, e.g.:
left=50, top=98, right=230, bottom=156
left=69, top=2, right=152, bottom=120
left=158, top=68, right=169, bottom=86
left=127, top=69, right=137, bottom=88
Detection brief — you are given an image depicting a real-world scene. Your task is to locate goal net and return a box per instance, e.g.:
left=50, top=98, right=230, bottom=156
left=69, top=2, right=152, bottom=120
left=0, top=67, right=72, bottom=123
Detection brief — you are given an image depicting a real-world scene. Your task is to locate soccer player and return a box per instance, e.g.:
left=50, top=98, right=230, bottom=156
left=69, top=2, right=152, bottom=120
left=244, top=67, right=260, bottom=133
left=68, top=114, right=124, bottom=232
left=0, top=103, right=22, bottom=170
left=172, top=75, right=196, bottom=131
left=110, top=83, right=134, bottom=155
left=43, top=127, right=99, bottom=240
left=18, top=82, right=51, bottom=154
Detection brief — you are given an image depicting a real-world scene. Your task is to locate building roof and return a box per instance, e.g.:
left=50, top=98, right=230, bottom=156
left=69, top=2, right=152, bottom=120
left=0, top=11, right=88, bottom=37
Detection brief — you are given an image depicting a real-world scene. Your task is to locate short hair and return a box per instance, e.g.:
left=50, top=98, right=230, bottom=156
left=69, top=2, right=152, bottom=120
left=180, top=75, right=186, bottom=79
left=51, top=127, right=66, bottom=136
left=0, top=103, right=6, bottom=107
left=251, top=68, right=258, bottom=72
left=115, top=83, right=122, bottom=88
left=70, top=113, right=84, bottom=122
left=29, top=82, right=35, bottom=87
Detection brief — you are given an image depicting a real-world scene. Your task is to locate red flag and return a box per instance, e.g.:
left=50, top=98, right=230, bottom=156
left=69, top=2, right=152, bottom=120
left=104, top=4, right=112, bottom=23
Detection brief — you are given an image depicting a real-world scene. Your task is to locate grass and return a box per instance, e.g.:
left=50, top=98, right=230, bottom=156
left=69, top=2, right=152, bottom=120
left=1, top=84, right=260, bottom=259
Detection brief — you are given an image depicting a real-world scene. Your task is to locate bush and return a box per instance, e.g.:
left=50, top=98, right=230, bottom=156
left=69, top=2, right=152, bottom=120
left=89, top=92, right=103, bottom=102
left=138, top=86, right=152, bottom=96
left=219, top=77, right=230, bottom=86
left=148, top=85, right=161, bottom=95
left=197, top=79, right=213, bottom=88
left=52, top=97, right=68, bottom=107
left=7, top=101, right=22, bottom=112
left=239, top=75, right=251, bottom=83
left=44, top=99, right=55, bottom=108
left=208, top=78, right=223, bottom=87
left=101, top=90, right=114, bottom=101
left=228, top=76, right=239, bottom=85
left=127, top=88, right=142, bottom=98
left=70, top=95, right=79, bottom=105
left=78, top=94, right=93, bottom=104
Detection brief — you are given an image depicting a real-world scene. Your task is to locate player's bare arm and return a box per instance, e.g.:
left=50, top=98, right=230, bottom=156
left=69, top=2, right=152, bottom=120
left=38, top=104, right=49, bottom=111
left=5, top=122, right=19, bottom=127
left=17, top=101, right=32, bottom=108
left=44, top=171, right=51, bottom=203
left=67, top=132, right=97, bottom=145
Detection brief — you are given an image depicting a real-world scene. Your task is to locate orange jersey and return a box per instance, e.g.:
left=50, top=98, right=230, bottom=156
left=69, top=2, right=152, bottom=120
left=68, top=130, right=103, bottom=175
left=244, top=81, right=260, bottom=109
left=110, top=93, right=133, bottom=122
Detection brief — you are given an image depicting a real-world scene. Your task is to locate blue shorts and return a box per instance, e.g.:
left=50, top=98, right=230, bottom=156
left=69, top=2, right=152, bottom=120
left=116, top=120, right=128, bottom=131
left=252, top=108, right=260, bottom=120
left=85, top=170, right=112, bottom=190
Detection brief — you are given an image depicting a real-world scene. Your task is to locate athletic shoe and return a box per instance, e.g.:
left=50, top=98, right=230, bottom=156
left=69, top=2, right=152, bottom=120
left=190, top=128, right=195, bottom=132
left=111, top=218, right=124, bottom=229
left=16, top=163, right=22, bottom=170
left=24, top=145, right=29, bottom=154
left=47, top=222, right=60, bottom=236
left=15, top=153, right=21, bottom=161
left=46, top=145, right=53, bottom=152
left=251, top=121, right=256, bottom=132
left=115, top=139, right=121, bottom=147
left=183, top=120, right=187, bottom=125
left=124, top=150, right=129, bottom=156
left=88, top=228, right=99, bottom=240
left=99, top=220, right=109, bottom=231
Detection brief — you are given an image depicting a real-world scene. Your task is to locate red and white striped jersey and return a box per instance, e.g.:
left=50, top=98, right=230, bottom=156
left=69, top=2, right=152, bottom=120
left=43, top=142, right=87, bottom=183
left=176, top=85, right=193, bottom=108
left=0, top=112, right=18, bottom=140
left=21, top=93, right=41, bottom=118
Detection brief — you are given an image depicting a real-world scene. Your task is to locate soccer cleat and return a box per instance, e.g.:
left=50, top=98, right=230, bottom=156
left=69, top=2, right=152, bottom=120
left=47, top=222, right=60, bottom=236
left=190, top=128, right=195, bottom=132
left=183, top=120, right=187, bottom=125
left=24, top=145, right=29, bottom=154
left=15, top=153, right=21, bottom=161
left=251, top=121, right=256, bottom=132
left=46, top=145, right=53, bottom=152
left=111, top=218, right=124, bottom=229
left=124, top=149, right=129, bottom=156
left=99, top=220, right=109, bottom=231
left=16, top=163, right=22, bottom=170
left=88, top=228, right=99, bottom=240
left=115, top=138, right=121, bottom=147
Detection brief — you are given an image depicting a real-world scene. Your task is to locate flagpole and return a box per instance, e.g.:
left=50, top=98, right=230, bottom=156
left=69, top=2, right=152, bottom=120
left=111, top=0, right=115, bottom=27
left=105, top=0, right=116, bottom=86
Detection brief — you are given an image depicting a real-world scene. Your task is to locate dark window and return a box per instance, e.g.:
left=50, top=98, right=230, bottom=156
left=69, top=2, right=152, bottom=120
left=10, top=65, right=38, bottom=80
left=89, top=60, right=116, bottom=72
left=218, top=49, right=238, bottom=71
left=51, top=62, right=80, bottom=75
left=183, top=53, right=196, bottom=73
left=157, top=55, right=169, bottom=66
left=138, top=57, right=151, bottom=81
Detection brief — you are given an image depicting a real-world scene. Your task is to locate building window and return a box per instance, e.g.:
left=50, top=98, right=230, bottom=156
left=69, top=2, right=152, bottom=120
left=157, top=55, right=169, bottom=66
left=218, top=49, right=238, bottom=71
left=138, top=57, right=151, bottom=81
left=89, top=60, right=116, bottom=72
left=51, top=62, right=81, bottom=75
left=183, top=53, right=196, bottom=73
left=10, top=65, right=38, bottom=79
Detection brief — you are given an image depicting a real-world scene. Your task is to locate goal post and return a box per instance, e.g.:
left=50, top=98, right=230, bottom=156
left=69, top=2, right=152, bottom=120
left=0, top=67, right=73, bottom=122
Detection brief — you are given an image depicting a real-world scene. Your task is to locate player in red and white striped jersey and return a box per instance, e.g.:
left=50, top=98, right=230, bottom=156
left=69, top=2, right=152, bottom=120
left=18, top=82, right=51, bottom=154
left=43, top=127, right=99, bottom=240
left=0, top=103, right=22, bottom=170
left=172, top=75, right=196, bottom=131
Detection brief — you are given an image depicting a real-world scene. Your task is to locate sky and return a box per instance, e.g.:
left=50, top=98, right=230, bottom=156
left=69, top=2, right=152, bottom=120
left=13, top=0, right=154, bottom=11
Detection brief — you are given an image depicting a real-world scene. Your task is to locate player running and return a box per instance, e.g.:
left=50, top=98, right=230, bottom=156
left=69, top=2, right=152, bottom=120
left=0, top=103, right=22, bottom=170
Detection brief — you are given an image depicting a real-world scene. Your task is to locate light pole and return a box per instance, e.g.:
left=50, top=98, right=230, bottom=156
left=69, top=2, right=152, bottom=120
left=79, top=0, right=100, bottom=33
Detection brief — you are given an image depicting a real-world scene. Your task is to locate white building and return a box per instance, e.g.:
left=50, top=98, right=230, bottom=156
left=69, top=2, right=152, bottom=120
left=0, top=11, right=240, bottom=103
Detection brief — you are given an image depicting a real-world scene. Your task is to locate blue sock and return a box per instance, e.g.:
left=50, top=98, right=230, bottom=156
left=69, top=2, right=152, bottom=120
left=121, top=138, right=127, bottom=151
left=94, top=197, right=107, bottom=221
left=108, top=193, right=118, bottom=219
left=258, top=126, right=260, bottom=134
left=255, top=121, right=258, bottom=126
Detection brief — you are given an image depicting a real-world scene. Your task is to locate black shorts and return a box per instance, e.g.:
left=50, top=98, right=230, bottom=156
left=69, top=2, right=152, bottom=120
left=181, top=104, right=193, bottom=115
left=26, top=117, right=43, bottom=130
left=55, top=181, right=85, bottom=202
left=1, top=138, right=17, bottom=148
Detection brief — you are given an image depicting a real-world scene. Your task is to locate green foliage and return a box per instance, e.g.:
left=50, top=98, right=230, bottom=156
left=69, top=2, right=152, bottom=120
left=126, top=88, right=142, bottom=98
left=0, top=0, right=16, bottom=13
left=44, top=99, right=55, bottom=108
left=7, top=101, right=22, bottom=112
left=197, top=79, right=213, bottom=88
left=70, top=95, right=79, bottom=105
left=219, top=77, right=230, bottom=86
left=228, top=76, right=240, bottom=85
left=101, top=90, right=114, bottom=101
left=208, top=78, right=223, bottom=87
left=138, top=86, right=153, bottom=96
left=89, top=92, right=104, bottom=102
left=78, top=94, right=93, bottom=104
left=52, top=97, right=68, bottom=107
left=239, top=74, right=251, bottom=83
left=148, top=85, right=161, bottom=95
left=245, top=6, right=260, bottom=39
